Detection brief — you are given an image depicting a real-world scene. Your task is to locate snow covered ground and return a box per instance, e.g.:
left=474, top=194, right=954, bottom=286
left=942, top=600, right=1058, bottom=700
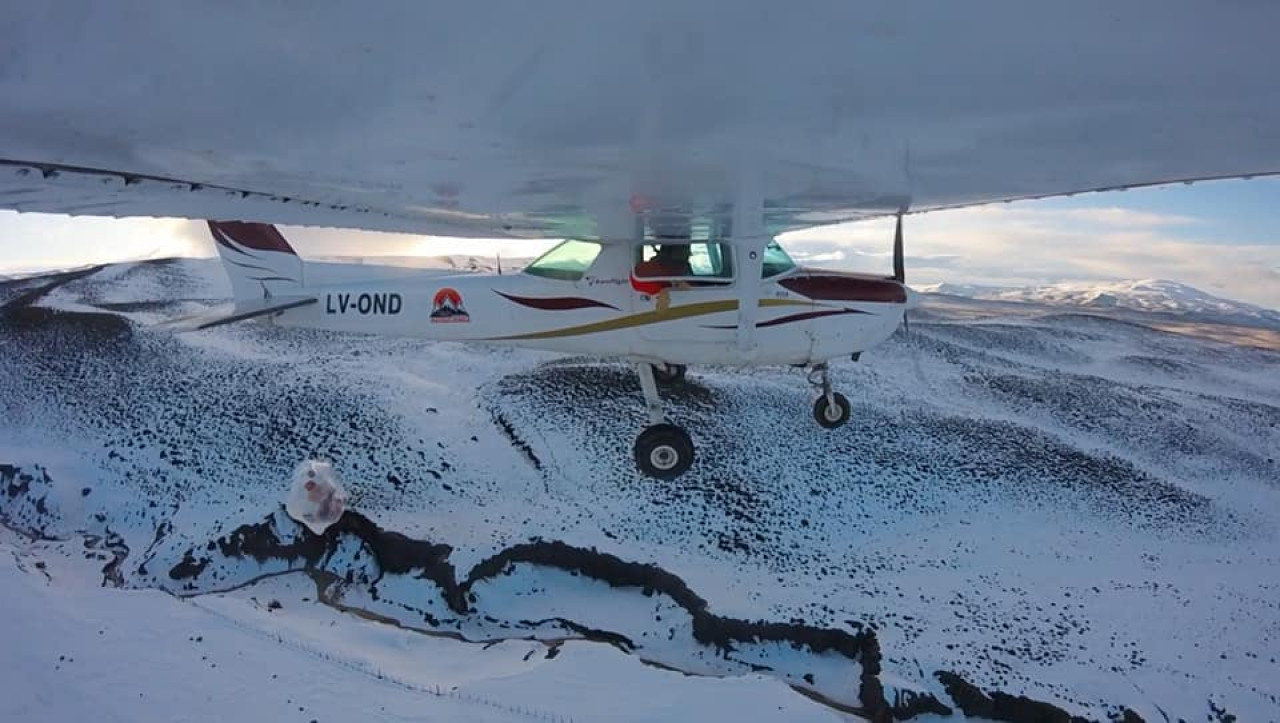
left=0, top=526, right=833, bottom=723
left=2, top=258, right=1278, bottom=721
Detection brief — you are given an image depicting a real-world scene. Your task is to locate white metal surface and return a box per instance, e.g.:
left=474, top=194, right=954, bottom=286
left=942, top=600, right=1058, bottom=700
left=3, top=2, right=1279, bottom=238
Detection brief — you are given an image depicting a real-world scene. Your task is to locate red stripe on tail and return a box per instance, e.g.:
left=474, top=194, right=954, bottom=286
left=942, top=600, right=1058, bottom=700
left=208, top=221, right=296, bottom=255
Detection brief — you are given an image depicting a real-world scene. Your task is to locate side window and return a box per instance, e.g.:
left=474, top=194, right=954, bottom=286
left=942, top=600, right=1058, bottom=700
left=634, top=243, right=734, bottom=282
left=761, top=241, right=796, bottom=278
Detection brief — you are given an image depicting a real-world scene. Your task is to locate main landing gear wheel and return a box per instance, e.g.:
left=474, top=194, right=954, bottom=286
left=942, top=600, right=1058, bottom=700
left=633, top=423, right=695, bottom=480
left=651, top=363, right=686, bottom=385
left=813, top=392, right=851, bottom=429
left=633, top=361, right=695, bottom=479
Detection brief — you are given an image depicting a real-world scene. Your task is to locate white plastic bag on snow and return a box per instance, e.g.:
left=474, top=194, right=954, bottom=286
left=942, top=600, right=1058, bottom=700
left=284, top=459, right=347, bottom=534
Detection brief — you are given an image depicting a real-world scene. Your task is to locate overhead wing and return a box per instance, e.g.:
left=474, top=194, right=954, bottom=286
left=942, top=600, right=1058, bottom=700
left=3, top=3, right=1279, bottom=239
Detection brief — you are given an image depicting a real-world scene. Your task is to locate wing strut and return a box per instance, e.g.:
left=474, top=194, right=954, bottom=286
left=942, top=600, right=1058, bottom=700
left=158, top=296, right=317, bottom=331
left=732, top=175, right=768, bottom=355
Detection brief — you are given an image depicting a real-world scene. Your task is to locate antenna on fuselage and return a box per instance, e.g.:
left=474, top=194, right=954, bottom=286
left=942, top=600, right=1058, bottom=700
left=497, top=252, right=503, bottom=275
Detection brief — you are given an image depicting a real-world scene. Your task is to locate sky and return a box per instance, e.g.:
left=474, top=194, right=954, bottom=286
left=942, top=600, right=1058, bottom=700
left=1, top=177, right=1278, bottom=309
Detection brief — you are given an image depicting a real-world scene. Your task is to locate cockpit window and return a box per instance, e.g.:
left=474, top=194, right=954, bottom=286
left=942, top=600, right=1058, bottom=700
left=523, top=240, right=602, bottom=281
left=761, top=241, right=796, bottom=278
left=632, top=240, right=794, bottom=281
left=634, top=242, right=733, bottom=282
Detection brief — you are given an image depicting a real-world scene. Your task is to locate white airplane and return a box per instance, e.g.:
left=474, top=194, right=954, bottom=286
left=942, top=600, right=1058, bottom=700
left=204, top=214, right=912, bottom=478
left=2, top=4, right=1279, bottom=477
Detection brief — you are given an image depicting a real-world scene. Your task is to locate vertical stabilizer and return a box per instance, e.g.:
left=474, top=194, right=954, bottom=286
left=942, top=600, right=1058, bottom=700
left=208, top=220, right=304, bottom=300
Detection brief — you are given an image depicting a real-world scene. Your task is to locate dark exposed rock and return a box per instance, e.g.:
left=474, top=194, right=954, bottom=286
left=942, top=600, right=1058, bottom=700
left=178, top=512, right=890, bottom=714
left=491, top=412, right=542, bottom=471
left=857, top=629, right=889, bottom=720
left=523, top=617, right=636, bottom=652
left=936, top=670, right=1090, bottom=723
left=892, top=688, right=954, bottom=719
left=150, top=508, right=1159, bottom=722
left=2, top=464, right=28, bottom=499
left=169, top=550, right=209, bottom=580
left=0, top=464, right=61, bottom=540
left=191, top=509, right=461, bottom=610
left=1, top=304, right=133, bottom=339
left=91, top=529, right=130, bottom=587
left=0, top=266, right=131, bottom=340
left=0, top=265, right=106, bottom=312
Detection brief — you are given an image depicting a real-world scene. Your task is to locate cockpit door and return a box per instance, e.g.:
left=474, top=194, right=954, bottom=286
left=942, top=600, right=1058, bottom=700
left=631, top=241, right=740, bottom=345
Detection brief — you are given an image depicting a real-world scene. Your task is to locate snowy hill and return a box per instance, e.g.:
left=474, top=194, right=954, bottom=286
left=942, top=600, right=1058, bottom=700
left=2, top=259, right=1279, bottom=722
left=917, top=279, right=1280, bottom=328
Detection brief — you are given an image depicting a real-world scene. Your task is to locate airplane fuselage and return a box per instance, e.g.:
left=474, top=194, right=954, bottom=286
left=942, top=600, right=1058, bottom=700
left=268, top=242, right=908, bottom=367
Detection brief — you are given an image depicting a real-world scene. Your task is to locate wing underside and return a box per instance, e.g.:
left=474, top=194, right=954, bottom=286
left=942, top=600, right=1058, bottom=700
left=3, top=3, right=1279, bottom=240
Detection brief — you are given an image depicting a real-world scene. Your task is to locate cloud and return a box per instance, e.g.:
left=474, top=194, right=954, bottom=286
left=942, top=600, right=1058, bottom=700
left=781, top=205, right=1280, bottom=309
left=948, top=206, right=1199, bottom=229
left=787, top=241, right=963, bottom=271
left=0, top=211, right=210, bottom=273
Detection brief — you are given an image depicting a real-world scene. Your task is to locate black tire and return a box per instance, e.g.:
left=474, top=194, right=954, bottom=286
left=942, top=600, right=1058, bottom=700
left=651, top=363, right=687, bottom=385
left=813, top=392, right=851, bottom=429
left=634, top=423, right=695, bottom=479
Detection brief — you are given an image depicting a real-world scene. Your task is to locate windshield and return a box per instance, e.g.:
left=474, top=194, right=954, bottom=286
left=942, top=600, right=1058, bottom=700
left=523, top=240, right=602, bottom=281
left=761, top=241, right=796, bottom=277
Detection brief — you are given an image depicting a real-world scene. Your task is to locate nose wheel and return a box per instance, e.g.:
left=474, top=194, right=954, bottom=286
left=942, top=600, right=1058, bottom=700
left=808, top=363, right=851, bottom=429
left=813, top=392, right=851, bottom=428
left=633, top=362, right=695, bottom=479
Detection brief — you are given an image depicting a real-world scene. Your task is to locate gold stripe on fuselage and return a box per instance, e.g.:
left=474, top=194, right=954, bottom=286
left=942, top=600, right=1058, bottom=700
left=481, top=298, right=811, bottom=341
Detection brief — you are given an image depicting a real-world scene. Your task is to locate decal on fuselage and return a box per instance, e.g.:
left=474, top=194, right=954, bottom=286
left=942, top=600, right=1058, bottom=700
left=430, top=287, right=470, bottom=323
left=325, top=292, right=403, bottom=315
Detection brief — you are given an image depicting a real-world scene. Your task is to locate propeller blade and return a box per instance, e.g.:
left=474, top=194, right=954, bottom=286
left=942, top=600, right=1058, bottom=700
left=892, top=211, right=905, bottom=283
left=903, top=312, right=910, bottom=335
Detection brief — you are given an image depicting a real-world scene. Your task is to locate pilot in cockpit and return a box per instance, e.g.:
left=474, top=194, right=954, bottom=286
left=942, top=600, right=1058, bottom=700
left=635, top=244, right=691, bottom=279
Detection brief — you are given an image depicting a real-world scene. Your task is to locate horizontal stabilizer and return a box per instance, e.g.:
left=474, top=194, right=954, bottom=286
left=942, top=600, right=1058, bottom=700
left=159, top=296, right=316, bottom=331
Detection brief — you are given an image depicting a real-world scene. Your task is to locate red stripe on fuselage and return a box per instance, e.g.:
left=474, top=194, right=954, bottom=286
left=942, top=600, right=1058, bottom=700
left=780, top=272, right=906, bottom=303
left=494, top=290, right=619, bottom=311
left=702, top=307, right=866, bottom=330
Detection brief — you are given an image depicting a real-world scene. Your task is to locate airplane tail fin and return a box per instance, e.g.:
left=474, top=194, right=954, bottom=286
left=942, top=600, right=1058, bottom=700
left=208, top=220, right=305, bottom=301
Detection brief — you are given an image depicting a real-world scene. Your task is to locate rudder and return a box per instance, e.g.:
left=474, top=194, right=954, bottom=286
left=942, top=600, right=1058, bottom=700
left=208, top=220, right=305, bottom=300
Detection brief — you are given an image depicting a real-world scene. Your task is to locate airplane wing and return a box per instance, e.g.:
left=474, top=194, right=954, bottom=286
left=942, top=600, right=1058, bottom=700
left=3, top=2, right=1279, bottom=240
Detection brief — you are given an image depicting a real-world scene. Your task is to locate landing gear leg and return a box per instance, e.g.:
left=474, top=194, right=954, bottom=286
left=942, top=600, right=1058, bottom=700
left=808, top=363, right=851, bottom=429
left=633, top=362, right=694, bottom=479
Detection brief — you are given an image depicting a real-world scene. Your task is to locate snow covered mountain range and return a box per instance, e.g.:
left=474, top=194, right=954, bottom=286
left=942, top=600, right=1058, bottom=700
left=917, top=279, right=1280, bottom=328
left=2, top=258, right=1278, bottom=722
